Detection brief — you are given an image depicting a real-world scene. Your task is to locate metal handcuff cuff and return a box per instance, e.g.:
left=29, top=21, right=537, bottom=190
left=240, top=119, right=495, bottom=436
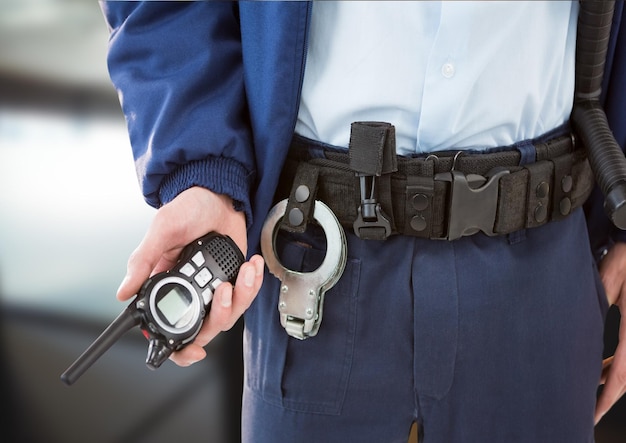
left=261, top=198, right=347, bottom=340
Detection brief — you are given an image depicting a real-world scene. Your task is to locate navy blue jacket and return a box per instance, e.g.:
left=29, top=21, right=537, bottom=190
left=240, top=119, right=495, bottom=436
left=102, top=2, right=626, bottom=255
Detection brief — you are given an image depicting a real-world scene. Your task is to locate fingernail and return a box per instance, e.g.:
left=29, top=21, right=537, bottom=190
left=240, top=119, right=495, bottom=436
left=220, top=286, right=232, bottom=307
left=244, top=267, right=255, bottom=287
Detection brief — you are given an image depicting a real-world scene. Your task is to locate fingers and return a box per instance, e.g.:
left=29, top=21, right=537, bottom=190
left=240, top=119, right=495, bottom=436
left=169, top=254, right=265, bottom=367
left=595, top=351, right=626, bottom=424
left=169, top=344, right=207, bottom=367
left=598, top=242, right=626, bottom=306
left=114, top=186, right=253, bottom=366
left=595, top=243, right=626, bottom=424
left=116, top=187, right=247, bottom=302
left=599, top=356, right=615, bottom=385
left=201, top=254, right=264, bottom=340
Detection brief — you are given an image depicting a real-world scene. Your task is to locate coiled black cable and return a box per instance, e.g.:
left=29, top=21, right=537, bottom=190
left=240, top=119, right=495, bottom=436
left=571, top=0, right=626, bottom=229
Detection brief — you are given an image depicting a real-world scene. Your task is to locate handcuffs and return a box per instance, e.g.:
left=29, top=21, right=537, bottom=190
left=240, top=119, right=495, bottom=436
left=260, top=123, right=392, bottom=339
left=261, top=199, right=347, bottom=340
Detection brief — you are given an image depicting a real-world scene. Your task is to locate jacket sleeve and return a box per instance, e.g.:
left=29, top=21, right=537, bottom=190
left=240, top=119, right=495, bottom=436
left=585, top=0, right=626, bottom=256
left=101, top=2, right=254, bottom=225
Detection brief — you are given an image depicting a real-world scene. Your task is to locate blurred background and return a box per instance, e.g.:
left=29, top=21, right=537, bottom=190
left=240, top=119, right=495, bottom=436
left=0, top=1, right=623, bottom=443
left=0, top=1, right=242, bottom=442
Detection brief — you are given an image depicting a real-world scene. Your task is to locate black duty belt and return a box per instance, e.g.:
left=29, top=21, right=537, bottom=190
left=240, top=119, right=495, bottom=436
left=276, top=122, right=595, bottom=241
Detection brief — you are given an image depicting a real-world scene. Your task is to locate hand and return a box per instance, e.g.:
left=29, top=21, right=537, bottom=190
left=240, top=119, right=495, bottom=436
left=595, top=242, right=626, bottom=424
left=116, top=186, right=264, bottom=366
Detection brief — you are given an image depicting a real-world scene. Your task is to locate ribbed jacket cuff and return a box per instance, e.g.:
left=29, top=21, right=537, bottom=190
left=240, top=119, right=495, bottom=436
left=159, top=156, right=253, bottom=227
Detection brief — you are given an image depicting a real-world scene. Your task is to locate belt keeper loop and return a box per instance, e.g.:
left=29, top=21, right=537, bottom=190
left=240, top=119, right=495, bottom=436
left=524, top=160, right=554, bottom=228
left=516, top=141, right=536, bottom=166
left=279, top=162, right=319, bottom=233
left=349, top=121, right=397, bottom=240
left=404, top=175, right=434, bottom=237
left=550, top=154, right=574, bottom=221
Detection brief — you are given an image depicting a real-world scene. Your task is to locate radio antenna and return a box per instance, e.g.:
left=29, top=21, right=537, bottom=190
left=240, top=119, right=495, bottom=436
left=61, top=304, right=141, bottom=386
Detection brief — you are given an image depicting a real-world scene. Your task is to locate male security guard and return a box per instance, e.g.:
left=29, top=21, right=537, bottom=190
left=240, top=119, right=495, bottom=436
left=101, top=2, right=626, bottom=442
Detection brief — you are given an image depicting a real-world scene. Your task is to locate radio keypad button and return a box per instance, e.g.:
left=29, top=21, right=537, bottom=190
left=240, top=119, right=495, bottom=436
left=180, top=263, right=195, bottom=277
left=201, top=287, right=214, bottom=305
left=194, top=267, right=213, bottom=287
left=211, top=278, right=224, bottom=291
left=191, top=251, right=205, bottom=267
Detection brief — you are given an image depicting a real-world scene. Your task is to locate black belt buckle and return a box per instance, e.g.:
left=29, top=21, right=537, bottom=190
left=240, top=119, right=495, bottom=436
left=435, top=168, right=510, bottom=240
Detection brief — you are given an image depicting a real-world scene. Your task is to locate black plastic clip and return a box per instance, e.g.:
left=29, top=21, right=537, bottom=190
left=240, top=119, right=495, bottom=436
left=353, top=174, right=392, bottom=240
left=348, top=121, right=397, bottom=240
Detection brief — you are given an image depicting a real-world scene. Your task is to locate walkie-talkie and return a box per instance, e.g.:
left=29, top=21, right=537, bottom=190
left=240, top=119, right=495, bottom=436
left=61, top=232, right=244, bottom=386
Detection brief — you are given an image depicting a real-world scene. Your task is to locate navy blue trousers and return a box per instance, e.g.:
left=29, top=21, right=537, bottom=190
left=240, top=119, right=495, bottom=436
left=242, top=208, right=608, bottom=442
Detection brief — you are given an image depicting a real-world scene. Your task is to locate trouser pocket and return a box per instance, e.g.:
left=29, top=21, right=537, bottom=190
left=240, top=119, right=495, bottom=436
left=245, top=226, right=360, bottom=415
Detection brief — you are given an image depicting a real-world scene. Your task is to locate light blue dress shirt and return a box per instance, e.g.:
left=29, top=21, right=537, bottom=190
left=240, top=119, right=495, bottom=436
left=295, top=1, right=579, bottom=155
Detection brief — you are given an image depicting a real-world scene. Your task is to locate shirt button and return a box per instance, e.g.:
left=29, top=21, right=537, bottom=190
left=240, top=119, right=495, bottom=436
left=441, top=62, right=455, bottom=78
